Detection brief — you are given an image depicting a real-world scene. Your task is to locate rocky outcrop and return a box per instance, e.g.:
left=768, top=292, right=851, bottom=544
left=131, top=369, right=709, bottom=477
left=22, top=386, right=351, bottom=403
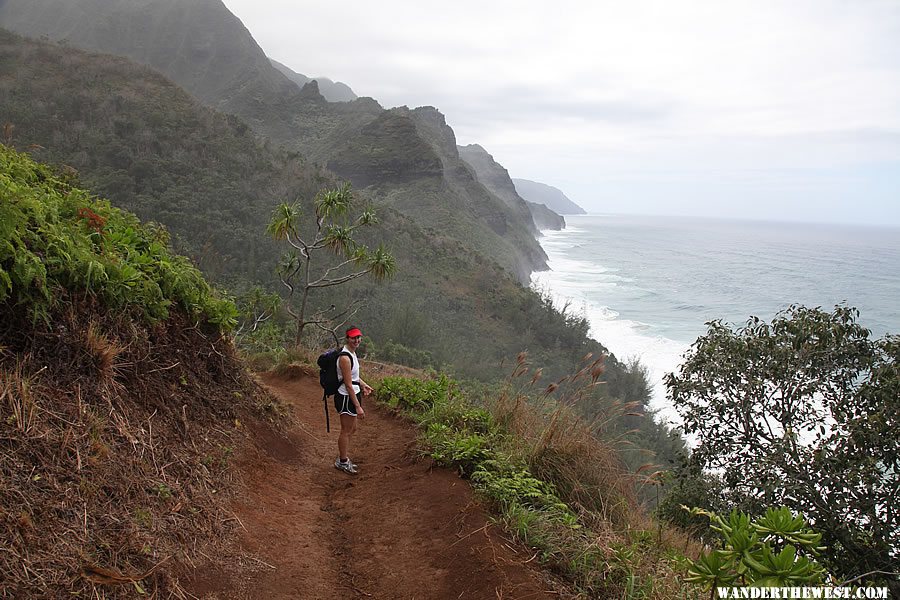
left=512, top=178, right=586, bottom=215
left=326, top=112, right=443, bottom=187
left=270, top=58, right=357, bottom=102
left=457, top=143, right=539, bottom=235
left=527, top=202, right=566, bottom=230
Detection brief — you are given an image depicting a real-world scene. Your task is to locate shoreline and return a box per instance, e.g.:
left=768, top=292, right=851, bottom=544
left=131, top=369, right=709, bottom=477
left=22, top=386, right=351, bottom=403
left=530, top=220, right=689, bottom=429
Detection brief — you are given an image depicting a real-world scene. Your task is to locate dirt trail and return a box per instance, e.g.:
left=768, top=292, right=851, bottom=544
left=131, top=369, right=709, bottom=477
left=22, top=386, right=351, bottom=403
left=185, top=368, right=556, bottom=599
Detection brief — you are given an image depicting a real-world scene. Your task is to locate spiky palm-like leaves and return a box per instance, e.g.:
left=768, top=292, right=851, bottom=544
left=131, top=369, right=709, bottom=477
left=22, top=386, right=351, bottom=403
left=368, top=244, right=396, bottom=280
left=267, top=183, right=395, bottom=344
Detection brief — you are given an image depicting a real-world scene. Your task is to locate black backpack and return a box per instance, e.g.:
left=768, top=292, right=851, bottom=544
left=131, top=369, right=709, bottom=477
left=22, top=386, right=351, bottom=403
left=317, top=348, right=354, bottom=432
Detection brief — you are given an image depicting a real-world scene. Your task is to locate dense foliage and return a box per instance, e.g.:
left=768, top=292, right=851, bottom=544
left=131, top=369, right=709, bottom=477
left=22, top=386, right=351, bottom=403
left=0, top=144, right=236, bottom=328
left=666, top=305, right=899, bottom=586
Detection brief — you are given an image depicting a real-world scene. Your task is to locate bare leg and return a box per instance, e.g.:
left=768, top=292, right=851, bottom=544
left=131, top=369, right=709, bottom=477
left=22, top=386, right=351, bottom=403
left=338, top=413, right=357, bottom=461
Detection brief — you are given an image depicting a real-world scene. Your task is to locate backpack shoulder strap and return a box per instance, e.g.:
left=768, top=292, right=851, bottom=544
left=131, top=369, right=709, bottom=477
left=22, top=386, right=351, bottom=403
left=337, top=350, right=354, bottom=369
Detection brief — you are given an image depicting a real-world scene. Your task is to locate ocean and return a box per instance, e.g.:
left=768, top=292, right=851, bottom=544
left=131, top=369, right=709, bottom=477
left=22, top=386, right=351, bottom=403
left=531, top=214, right=900, bottom=427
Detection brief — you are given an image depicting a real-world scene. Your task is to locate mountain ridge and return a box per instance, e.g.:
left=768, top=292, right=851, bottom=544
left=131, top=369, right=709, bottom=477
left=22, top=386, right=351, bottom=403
left=513, top=177, right=587, bottom=215
left=0, top=0, right=547, bottom=281
left=269, top=57, right=357, bottom=102
left=458, top=143, right=560, bottom=234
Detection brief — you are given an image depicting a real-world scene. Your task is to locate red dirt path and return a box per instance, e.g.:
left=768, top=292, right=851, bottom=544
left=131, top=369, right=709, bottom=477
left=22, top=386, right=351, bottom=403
left=185, top=368, right=557, bottom=599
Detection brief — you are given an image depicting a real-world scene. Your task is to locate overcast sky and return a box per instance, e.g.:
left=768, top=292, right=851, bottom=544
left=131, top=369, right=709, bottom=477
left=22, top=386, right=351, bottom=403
left=221, top=0, right=900, bottom=226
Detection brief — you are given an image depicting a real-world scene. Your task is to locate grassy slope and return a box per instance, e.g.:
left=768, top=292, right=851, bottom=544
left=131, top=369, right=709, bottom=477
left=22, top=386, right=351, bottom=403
left=0, top=144, right=278, bottom=598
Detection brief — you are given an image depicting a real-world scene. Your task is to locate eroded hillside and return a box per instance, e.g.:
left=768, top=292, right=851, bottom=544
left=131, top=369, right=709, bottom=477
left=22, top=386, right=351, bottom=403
left=0, top=145, right=280, bottom=598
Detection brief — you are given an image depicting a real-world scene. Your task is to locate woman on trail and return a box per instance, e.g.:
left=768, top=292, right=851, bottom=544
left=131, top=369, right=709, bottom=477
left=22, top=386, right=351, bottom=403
left=334, top=326, right=373, bottom=475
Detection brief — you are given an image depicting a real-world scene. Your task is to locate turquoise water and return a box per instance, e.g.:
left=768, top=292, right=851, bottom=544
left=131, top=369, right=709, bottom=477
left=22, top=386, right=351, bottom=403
left=531, top=214, right=900, bottom=423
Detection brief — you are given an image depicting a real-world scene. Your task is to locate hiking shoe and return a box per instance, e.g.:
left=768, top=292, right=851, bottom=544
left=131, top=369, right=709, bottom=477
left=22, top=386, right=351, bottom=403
left=334, top=458, right=358, bottom=475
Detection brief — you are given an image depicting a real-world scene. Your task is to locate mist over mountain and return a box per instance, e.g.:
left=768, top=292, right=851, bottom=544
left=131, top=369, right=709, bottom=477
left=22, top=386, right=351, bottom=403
left=457, top=143, right=544, bottom=235
left=526, top=201, right=566, bottom=230
left=269, top=58, right=357, bottom=102
left=0, top=0, right=298, bottom=112
left=513, top=178, right=587, bottom=215
left=0, top=0, right=546, bottom=281
left=0, top=0, right=655, bottom=390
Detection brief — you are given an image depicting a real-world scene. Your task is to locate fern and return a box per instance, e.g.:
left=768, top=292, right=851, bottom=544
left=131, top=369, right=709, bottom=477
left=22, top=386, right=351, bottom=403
left=0, top=144, right=235, bottom=330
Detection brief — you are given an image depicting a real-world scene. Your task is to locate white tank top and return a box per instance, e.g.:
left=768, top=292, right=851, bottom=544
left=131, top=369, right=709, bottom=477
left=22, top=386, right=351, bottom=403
left=336, top=346, right=360, bottom=396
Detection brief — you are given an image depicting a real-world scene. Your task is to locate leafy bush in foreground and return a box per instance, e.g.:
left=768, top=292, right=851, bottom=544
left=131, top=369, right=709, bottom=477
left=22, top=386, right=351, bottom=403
left=666, top=305, right=898, bottom=585
left=684, top=507, right=826, bottom=594
left=0, top=144, right=236, bottom=328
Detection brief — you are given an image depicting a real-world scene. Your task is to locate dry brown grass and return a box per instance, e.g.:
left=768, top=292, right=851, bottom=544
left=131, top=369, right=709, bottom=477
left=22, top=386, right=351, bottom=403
left=1, top=362, right=35, bottom=435
left=492, top=352, right=639, bottom=526
left=485, top=352, right=704, bottom=599
left=0, top=296, right=281, bottom=599
left=83, top=320, right=124, bottom=383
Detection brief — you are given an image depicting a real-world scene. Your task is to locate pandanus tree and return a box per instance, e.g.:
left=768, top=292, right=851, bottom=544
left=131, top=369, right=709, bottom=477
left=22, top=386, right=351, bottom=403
left=267, top=183, right=395, bottom=345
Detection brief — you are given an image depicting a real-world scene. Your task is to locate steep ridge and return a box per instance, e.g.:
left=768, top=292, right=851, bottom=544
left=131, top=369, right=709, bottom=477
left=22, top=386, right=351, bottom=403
left=0, top=0, right=547, bottom=282
left=326, top=106, right=548, bottom=281
left=458, top=143, right=565, bottom=232
left=185, top=368, right=556, bottom=599
left=458, top=143, right=539, bottom=231
left=512, top=178, right=586, bottom=215
left=270, top=58, right=357, bottom=103
left=408, top=109, right=547, bottom=277
left=527, top=201, right=567, bottom=230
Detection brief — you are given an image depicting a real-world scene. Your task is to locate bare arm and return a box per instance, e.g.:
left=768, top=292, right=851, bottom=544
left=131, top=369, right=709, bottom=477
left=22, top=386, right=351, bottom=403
left=339, top=355, right=365, bottom=417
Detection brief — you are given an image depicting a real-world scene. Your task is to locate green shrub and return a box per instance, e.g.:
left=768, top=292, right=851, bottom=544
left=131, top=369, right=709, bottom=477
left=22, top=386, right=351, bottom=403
left=684, top=506, right=826, bottom=592
left=374, top=339, right=436, bottom=369
left=377, top=374, right=450, bottom=410
left=0, top=144, right=236, bottom=329
left=424, top=424, right=492, bottom=475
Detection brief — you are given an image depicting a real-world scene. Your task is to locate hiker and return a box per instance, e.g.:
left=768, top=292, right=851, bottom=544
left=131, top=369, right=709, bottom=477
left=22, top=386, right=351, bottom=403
left=334, top=326, right=373, bottom=474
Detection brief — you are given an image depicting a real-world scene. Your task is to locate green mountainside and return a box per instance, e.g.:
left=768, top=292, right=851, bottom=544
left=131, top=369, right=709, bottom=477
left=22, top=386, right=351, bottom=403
left=0, top=29, right=652, bottom=397
left=0, top=0, right=546, bottom=281
left=0, top=28, right=321, bottom=282
left=513, top=177, right=587, bottom=215
left=458, top=143, right=563, bottom=232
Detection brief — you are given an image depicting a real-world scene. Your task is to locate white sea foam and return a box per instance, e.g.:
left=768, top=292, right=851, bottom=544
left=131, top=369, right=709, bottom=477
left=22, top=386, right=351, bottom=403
left=532, top=233, right=688, bottom=428
left=534, top=214, right=900, bottom=432
left=531, top=268, right=688, bottom=424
